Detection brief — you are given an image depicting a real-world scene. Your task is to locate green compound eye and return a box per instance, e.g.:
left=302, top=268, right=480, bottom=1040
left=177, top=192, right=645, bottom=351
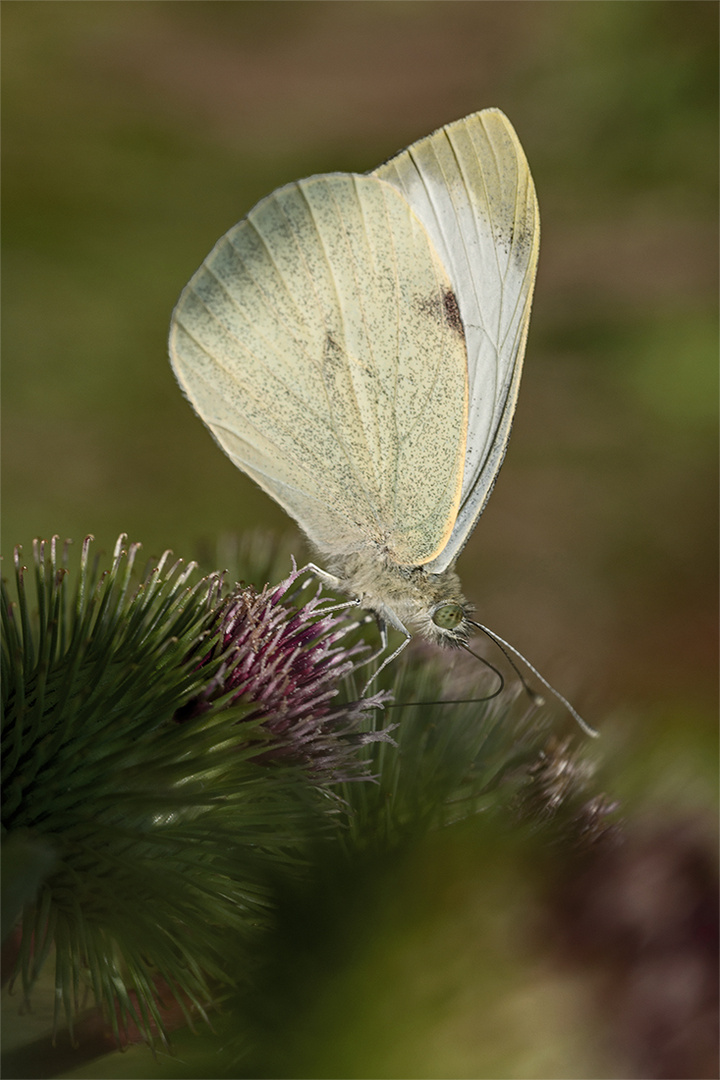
left=432, top=603, right=464, bottom=631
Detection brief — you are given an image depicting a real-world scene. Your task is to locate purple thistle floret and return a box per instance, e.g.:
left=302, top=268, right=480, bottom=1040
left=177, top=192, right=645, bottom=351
left=186, top=565, right=393, bottom=780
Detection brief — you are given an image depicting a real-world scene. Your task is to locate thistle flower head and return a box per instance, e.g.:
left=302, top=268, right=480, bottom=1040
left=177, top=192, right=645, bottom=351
left=180, top=564, right=392, bottom=778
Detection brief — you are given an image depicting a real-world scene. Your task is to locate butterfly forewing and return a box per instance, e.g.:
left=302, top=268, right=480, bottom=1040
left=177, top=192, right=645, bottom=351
left=169, top=173, right=469, bottom=567
left=374, top=108, right=539, bottom=572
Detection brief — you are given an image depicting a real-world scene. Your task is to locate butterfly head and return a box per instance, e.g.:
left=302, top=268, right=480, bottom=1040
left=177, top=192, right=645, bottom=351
left=382, top=563, right=473, bottom=648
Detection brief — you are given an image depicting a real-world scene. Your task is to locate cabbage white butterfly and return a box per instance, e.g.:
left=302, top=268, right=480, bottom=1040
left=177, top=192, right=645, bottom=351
left=169, top=109, right=595, bottom=734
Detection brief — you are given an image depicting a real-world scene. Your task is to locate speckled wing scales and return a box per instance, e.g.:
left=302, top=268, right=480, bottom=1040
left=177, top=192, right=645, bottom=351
left=169, top=173, right=469, bottom=567
left=374, top=108, right=540, bottom=573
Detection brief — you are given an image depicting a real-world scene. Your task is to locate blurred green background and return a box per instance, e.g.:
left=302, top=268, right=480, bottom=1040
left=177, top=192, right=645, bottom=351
left=3, top=1, right=717, bottom=727
left=2, top=2, right=718, bottom=1076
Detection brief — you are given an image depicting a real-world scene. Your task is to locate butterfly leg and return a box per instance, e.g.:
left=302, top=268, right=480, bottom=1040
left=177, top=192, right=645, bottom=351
left=360, top=618, right=411, bottom=695
left=295, top=562, right=361, bottom=618
left=360, top=630, right=410, bottom=695
left=297, top=563, right=412, bottom=695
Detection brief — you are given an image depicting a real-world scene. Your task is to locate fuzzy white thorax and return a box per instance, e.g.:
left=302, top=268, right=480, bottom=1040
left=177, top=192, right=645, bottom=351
left=320, top=548, right=471, bottom=646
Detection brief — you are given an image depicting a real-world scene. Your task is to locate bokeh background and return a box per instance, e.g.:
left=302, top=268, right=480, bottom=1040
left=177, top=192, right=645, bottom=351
left=2, top=3, right=718, bottom=1077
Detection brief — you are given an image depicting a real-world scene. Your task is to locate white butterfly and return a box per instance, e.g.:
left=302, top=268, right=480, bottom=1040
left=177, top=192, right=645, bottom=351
left=170, top=109, right=597, bottom=731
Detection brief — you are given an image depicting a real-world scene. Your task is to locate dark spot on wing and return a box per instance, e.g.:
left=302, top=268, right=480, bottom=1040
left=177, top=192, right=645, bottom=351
left=442, top=289, right=464, bottom=336
left=499, top=223, right=515, bottom=256
left=498, top=217, right=538, bottom=268
left=415, top=289, right=465, bottom=339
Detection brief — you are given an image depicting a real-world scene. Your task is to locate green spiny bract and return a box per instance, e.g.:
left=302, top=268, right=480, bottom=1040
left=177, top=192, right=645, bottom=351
left=1, top=535, right=388, bottom=1046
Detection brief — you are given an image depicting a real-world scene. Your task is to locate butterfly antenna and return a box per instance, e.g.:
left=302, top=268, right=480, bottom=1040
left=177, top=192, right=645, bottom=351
left=459, top=645, right=505, bottom=699
left=386, top=648, right=505, bottom=709
left=468, top=620, right=599, bottom=738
